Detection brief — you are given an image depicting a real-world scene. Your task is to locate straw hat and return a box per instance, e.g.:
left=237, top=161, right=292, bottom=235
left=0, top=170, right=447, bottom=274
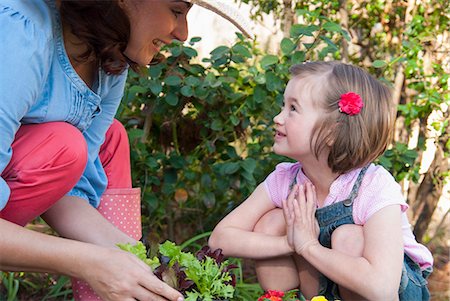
left=184, top=0, right=254, bottom=39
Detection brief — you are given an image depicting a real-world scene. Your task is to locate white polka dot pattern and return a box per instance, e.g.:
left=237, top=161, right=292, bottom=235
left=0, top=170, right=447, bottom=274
left=72, top=188, right=142, bottom=301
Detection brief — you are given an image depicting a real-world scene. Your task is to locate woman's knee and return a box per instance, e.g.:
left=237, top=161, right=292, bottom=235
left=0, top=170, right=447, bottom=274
left=331, top=224, right=364, bottom=256
left=104, top=119, right=129, bottom=150
left=11, top=122, right=87, bottom=176
left=253, top=208, right=286, bottom=235
left=48, top=122, right=87, bottom=174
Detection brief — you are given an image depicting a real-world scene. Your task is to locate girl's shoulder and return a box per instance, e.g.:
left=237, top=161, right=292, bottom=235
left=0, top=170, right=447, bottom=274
left=272, top=161, right=301, bottom=176
left=352, top=163, right=407, bottom=224
left=363, top=163, right=399, bottom=188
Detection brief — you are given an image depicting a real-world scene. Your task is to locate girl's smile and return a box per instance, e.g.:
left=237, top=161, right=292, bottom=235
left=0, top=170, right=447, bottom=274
left=274, top=130, right=287, bottom=140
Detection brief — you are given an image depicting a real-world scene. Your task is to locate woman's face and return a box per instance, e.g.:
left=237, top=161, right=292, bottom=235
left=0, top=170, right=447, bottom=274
left=122, top=0, right=191, bottom=66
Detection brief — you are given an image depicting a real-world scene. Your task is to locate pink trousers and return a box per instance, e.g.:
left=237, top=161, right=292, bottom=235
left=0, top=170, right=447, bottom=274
left=0, top=120, right=135, bottom=226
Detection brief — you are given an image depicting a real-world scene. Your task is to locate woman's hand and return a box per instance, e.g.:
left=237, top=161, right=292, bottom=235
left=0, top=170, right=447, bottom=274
left=282, top=183, right=320, bottom=256
left=81, top=247, right=183, bottom=301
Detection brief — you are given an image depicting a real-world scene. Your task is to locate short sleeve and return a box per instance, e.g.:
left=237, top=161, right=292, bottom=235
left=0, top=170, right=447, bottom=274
left=264, top=162, right=300, bottom=207
left=353, top=165, right=409, bottom=225
left=0, top=3, right=52, bottom=209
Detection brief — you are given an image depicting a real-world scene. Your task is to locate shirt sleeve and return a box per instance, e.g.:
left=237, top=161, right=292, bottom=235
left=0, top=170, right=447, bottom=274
left=353, top=165, right=409, bottom=225
left=264, top=162, right=300, bottom=207
left=66, top=72, right=128, bottom=207
left=0, top=5, right=51, bottom=210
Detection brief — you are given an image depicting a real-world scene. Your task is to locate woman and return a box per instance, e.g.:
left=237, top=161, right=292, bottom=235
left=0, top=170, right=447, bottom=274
left=0, top=1, right=252, bottom=300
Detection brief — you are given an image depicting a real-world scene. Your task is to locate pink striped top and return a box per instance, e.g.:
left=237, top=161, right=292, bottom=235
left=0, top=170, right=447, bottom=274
left=264, top=162, right=433, bottom=270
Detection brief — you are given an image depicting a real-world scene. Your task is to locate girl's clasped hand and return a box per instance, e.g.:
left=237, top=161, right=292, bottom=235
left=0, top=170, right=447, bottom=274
left=282, top=183, right=320, bottom=256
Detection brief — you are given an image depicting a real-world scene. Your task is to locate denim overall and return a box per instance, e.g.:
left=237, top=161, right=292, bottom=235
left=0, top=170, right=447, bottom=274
left=292, top=166, right=431, bottom=300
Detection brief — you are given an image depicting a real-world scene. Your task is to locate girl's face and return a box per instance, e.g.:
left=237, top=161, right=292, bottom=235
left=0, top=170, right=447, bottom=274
left=273, top=76, right=326, bottom=162
left=122, top=0, right=191, bottom=66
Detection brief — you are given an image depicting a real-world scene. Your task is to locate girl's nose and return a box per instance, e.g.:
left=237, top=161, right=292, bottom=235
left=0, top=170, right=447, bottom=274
left=273, top=111, right=283, bottom=124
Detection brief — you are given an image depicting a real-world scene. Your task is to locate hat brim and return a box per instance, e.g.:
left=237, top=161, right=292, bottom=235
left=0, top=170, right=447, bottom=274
left=184, top=0, right=254, bottom=39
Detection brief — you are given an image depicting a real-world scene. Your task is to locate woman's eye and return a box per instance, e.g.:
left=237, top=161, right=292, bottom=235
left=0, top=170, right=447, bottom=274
left=172, top=10, right=183, bottom=17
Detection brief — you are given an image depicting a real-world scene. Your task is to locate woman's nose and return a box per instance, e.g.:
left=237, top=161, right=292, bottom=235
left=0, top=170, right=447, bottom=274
left=173, top=17, right=189, bottom=42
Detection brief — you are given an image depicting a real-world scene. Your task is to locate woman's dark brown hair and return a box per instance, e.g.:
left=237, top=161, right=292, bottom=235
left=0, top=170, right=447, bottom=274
left=59, top=0, right=137, bottom=74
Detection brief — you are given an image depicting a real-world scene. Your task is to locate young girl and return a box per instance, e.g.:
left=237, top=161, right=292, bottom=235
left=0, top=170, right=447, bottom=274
left=209, top=61, right=433, bottom=301
left=0, top=0, right=251, bottom=300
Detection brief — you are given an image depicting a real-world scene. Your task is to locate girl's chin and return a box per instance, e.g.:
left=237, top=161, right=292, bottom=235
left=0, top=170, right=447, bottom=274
left=272, top=146, right=283, bottom=155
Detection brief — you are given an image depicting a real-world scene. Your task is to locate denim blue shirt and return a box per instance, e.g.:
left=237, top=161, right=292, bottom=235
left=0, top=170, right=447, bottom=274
left=0, top=0, right=128, bottom=209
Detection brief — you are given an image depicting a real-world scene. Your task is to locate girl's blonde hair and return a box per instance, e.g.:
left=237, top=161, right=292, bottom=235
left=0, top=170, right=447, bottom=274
left=290, top=62, right=395, bottom=174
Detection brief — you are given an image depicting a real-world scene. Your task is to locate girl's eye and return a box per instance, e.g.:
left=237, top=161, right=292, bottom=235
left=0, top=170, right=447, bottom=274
left=290, top=105, right=296, bottom=111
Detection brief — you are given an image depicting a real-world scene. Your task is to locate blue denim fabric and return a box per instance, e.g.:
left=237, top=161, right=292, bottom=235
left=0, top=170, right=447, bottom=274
left=315, top=200, right=354, bottom=300
left=398, top=254, right=432, bottom=301
left=0, top=0, right=128, bottom=208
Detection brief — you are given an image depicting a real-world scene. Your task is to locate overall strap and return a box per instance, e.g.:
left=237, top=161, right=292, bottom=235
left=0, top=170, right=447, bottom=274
left=289, top=165, right=301, bottom=191
left=342, top=165, right=370, bottom=207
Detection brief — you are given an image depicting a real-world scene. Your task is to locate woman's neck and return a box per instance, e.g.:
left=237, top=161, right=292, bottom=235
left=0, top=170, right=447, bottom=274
left=59, top=2, right=97, bottom=89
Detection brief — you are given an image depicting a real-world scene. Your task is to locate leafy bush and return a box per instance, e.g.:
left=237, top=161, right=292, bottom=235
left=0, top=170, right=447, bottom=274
left=118, top=13, right=352, bottom=243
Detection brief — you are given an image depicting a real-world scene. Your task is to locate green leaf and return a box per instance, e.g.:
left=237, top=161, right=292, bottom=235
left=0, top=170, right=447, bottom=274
left=128, top=85, right=147, bottom=95
left=180, top=86, right=194, bottom=97
left=290, top=24, right=319, bottom=38
left=230, top=114, right=240, bottom=126
left=117, top=242, right=160, bottom=270
left=185, top=76, right=201, bottom=87
left=280, top=38, right=296, bottom=55
left=241, top=158, right=256, bottom=173
left=220, top=162, right=240, bottom=175
left=148, top=65, right=163, bottom=78
left=211, top=119, right=223, bottom=131
left=189, top=36, right=202, bottom=43
left=165, top=75, right=182, bottom=86
left=265, top=72, right=284, bottom=92
left=165, top=92, right=179, bottom=106
left=148, top=80, right=163, bottom=95
left=373, top=60, right=387, bottom=68
left=322, top=21, right=342, bottom=32
left=260, top=55, right=279, bottom=69
left=231, top=44, right=252, bottom=58
left=170, top=45, right=182, bottom=57
left=253, top=85, right=267, bottom=103
left=210, top=46, right=230, bottom=60
left=183, top=47, right=198, bottom=58
left=291, top=51, right=305, bottom=64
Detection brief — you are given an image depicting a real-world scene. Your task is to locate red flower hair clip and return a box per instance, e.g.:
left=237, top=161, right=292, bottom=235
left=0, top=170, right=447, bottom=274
left=338, top=92, right=364, bottom=116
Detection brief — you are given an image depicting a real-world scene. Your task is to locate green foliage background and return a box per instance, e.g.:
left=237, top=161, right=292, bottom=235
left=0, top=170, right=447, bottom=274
left=118, top=17, right=354, bottom=242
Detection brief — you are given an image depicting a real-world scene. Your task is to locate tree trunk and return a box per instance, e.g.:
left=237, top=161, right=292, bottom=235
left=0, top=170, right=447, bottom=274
left=413, top=140, right=449, bottom=243
left=282, top=0, right=294, bottom=38
left=338, top=0, right=349, bottom=63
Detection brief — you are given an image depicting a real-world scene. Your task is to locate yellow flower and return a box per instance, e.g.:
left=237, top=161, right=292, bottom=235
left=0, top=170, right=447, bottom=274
left=311, top=297, right=328, bottom=301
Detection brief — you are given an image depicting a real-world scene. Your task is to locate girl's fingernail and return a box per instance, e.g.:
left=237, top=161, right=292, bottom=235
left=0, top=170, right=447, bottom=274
left=178, top=298, right=184, bottom=301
